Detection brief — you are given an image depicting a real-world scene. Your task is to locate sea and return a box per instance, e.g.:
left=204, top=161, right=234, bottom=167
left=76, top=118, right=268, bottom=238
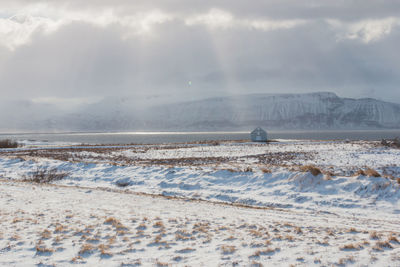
left=1, top=130, right=400, bottom=145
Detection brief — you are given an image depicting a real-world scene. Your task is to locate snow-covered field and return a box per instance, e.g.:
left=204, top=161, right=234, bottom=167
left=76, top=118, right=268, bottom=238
left=1, top=139, right=400, bottom=266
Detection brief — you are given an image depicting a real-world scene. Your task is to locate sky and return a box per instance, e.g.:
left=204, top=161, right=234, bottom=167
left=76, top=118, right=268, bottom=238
left=0, top=0, right=400, bottom=125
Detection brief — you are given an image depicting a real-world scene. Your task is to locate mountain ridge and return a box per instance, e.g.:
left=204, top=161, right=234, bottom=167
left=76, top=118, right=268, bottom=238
left=145, top=92, right=400, bottom=130
left=4, top=92, right=400, bottom=131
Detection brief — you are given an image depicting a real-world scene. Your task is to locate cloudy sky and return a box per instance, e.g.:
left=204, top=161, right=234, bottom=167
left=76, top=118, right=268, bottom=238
left=1, top=0, right=400, bottom=114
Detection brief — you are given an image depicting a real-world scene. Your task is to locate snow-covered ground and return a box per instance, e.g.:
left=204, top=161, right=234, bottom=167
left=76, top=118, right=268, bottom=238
left=0, top=140, right=400, bottom=266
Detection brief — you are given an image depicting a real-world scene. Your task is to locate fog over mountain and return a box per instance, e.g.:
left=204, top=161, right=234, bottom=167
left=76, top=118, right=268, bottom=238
left=2, top=92, right=400, bottom=132
left=1, top=1, right=400, bottom=132
left=150, top=92, right=400, bottom=130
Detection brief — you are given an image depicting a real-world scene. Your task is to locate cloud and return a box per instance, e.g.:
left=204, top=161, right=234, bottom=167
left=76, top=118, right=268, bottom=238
left=328, top=17, right=400, bottom=43
left=0, top=0, right=400, bottom=131
left=0, top=8, right=175, bottom=50
left=0, top=7, right=310, bottom=50
left=185, top=8, right=307, bottom=31
left=0, top=14, right=60, bottom=50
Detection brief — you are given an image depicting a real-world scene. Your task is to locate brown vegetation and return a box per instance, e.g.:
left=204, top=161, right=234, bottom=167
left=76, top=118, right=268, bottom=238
left=221, top=245, right=236, bottom=254
left=373, top=240, right=393, bottom=251
left=355, top=169, right=366, bottom=176
left=381, top=138, right=400, bottom=148
left=300, top=165, right=322, bottom=176
left=340, top=243, right=362, bottom=250
left=388, top=234, right=399, bottom=243
left=23, top=167, right=69, bottom=183
left=260, top=167, right=271, bottom=174
left=369, top=231, right=379, bottom=240
left=79, top=243, right=96, bottom=255
left=365, top=168, right=381, bottom=177
left=0, top=139, right=19, bottom=148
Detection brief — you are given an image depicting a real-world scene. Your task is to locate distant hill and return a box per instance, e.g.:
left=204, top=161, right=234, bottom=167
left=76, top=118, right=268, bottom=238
left=144, top=92, right=400, bottom=130
left=8, top=92, right=400, bottom=131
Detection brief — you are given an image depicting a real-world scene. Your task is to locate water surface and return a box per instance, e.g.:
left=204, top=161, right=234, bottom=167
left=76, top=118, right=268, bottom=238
left=1, top=130, right=399, bottom=145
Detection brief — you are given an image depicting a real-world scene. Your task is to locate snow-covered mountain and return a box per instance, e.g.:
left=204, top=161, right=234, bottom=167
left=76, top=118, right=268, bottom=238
left=147, top=92, right=400, bottom=130
left=5, top=92, right=400, bottom=131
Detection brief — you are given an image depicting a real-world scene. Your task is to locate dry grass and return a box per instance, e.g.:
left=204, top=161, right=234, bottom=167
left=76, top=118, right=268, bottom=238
left=155, top=259, right=169, bottom=266
left=294, top=226, right=303, bottom=234
left=107, top=235, right=116, bottom=245
left=260, top=167, right=271, bottom=174
left=347, top=227, right=359, bottom=233
left=355, top=169, right=366, bottom=176
left=373, top=240, right=393, bottom=251
left=369, top=231, right=379, bottom=240
left=175, top=233, right=191, bottom=241
left=193, top=222, right=210, bottom=233
left=153, top=234, right=163, bottom=244
left=79, top=243, right=96, bottom=255
left=54, top=224, right=67, bottom=233
left=153, top=221, right=164, bottom=228
left=252, top=248, right=277, bottom=257
left=23, top=167, right=69, bottom=183
left=0, top=139, right=18, bottom=148
left=224, top=235, right=236, bottom=241
left=104, top=217, right=128, bottom=232
left=116, top=230, right=127, bottom=236
left=249, top=229, right=263, bottom=238
left=137, top=222, right=147, bottom=230
left=300, top=165, right=322, bottom=176
left=381, top=138, right=400, bottom=148
left=338, top=256, right=355, bottom=265
left=221, top=245, right=236, bottom=254
left=104, top=217, right=120, bottom=225
left=98, top=244, right=112, bottom=257
left=243, top=166, right=253, bottom=173
left=71, top=256, right=83, bottom=263
left=340, top=243, right=362, bottom=250
left=202, top=234, right=212, bottom=244
left=326, top=229, right=335, bottom=236
left=285, top=235, right=294, bottom=241
left=40, top=229, right=52, bottom=239
left=316, top=239, right=329, bottom=246
left=35, top=242, right=54, bottom=254
left=388, top=234, right=399, bottom=243
left=12, top=217, right=23, bottom=223
left=365, top=168, right=381, bottom=177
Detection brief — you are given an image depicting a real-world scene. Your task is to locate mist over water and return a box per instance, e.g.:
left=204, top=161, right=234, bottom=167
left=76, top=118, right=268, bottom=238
left=1, top=130, right=399, bottom=145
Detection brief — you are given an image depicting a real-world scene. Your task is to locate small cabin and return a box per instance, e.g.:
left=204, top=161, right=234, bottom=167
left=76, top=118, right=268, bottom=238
left=250, top=127, right=268, bottom=142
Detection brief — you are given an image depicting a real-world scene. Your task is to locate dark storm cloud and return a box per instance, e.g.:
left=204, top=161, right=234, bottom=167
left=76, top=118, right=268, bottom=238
left=4, top=0, right=400, bottom=21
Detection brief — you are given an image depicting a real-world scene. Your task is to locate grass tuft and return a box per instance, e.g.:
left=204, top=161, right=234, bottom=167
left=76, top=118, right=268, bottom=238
left=365, top=168, right=381, bottom=177
left=340, top=243, right=362, bottom=251
left=388, top=234, right=399, bottom=243
left=221, top=245, right=236, bottom=254
left=355, top=169, right=366, bottom=176
left=260, top=167, right=271, bottom=174
left=373, top=240, right=393, bottom=251
left=300, top=165, right=322, bottom=176
left=79, top=243, right=96, bottom=255
left=369, top=231, right=379, bottom=240
left=23, top=167, right=69, bottom=183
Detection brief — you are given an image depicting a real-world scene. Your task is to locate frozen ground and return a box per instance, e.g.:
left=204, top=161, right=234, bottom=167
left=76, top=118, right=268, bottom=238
left=0, top=139, right=400, bottom=266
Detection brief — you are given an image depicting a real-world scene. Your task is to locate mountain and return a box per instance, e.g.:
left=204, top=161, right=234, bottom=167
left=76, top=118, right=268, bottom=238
left=5, top=92, right=400, bottom=132
left=146, top=92, right=400, bottom=130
